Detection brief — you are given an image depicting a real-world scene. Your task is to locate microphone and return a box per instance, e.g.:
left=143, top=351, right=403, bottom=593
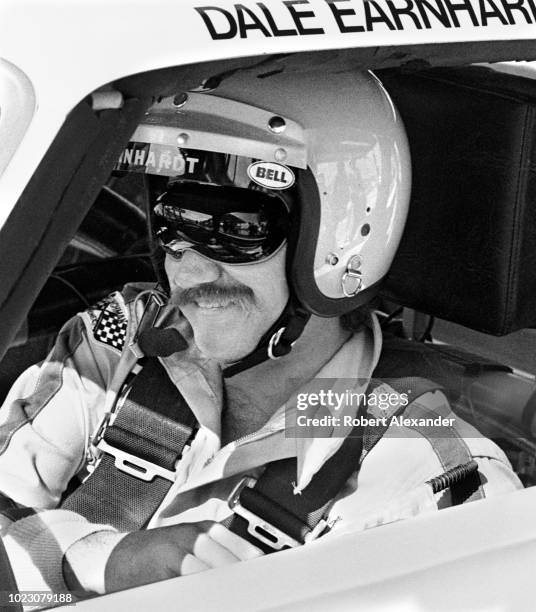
left=136, top=328, right=188, bottom=357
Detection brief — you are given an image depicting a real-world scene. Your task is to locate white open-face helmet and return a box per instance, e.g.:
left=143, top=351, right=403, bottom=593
left=116, top=67, right=411, bottom=372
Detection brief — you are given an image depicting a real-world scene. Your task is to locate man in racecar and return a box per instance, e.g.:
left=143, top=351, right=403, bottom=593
left=0, top=67, right=521, bottom=596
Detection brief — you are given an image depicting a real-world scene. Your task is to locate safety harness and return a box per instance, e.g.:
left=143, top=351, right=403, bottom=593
left=62, top=349, right=484, bottom=551
left=62, top=359, right=197, bottom=530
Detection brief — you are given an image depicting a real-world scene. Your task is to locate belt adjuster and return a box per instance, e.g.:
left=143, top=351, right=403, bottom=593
left=96, top=439, right=176, bottom=483
left=89, top=410, right=176, bottom=483
left=228, top=477, right=328, bottom=550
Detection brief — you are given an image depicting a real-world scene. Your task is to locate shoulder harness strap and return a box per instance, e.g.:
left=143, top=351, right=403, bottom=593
left=226, top=420, right=367, bottom=554
left=64, top=334, right=483, bottom=543
left=62, top=358, right=197, bottom=531
left=227, top=348, right=485, bottom=552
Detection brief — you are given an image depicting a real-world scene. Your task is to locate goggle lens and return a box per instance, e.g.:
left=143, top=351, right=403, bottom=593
left=153, top=183, right=290, bottom=264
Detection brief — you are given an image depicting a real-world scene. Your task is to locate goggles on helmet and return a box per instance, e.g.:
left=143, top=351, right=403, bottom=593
left=114, top=144, right=295, bottom=264
left=153, top=182, right=290, bottom=265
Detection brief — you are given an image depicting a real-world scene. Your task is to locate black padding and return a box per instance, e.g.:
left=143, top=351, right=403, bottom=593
left=380, top=67, right=536, bottom=335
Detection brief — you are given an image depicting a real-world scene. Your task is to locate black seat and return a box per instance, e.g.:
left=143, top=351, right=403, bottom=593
left=376, top=66, right=536, bottom=485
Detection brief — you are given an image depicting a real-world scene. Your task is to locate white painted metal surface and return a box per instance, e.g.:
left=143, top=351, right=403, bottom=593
left=70, top=487, right=536, bottom=611
left=0, top=0, right=535, bottom=229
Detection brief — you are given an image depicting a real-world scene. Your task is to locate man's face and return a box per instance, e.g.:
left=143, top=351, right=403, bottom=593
left=165, top=246, right=289, bottom=363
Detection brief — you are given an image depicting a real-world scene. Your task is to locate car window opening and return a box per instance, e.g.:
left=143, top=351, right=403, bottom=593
left=1, top=55, right=536, bottom=604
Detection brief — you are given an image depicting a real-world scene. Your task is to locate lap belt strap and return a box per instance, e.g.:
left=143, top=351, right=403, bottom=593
left=64, top=362, right=482, bottom=542
left=62, top=358, right=198, bottom=531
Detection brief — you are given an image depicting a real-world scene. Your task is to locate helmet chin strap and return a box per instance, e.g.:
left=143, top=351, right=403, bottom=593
left=222, top=297, right=310, bottom=378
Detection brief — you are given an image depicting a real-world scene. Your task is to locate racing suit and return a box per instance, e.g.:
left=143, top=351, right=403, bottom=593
left=0, top=284, right=522, bottom=593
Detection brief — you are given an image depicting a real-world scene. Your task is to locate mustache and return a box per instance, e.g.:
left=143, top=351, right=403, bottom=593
left=170, top=282, right=256, bottom=309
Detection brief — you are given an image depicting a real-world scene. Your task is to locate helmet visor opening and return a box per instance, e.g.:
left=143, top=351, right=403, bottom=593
left=154, top=182, right=290, bottom=264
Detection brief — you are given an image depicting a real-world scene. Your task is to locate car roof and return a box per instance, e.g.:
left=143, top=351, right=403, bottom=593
left=1, top=0, right=535, bottom=206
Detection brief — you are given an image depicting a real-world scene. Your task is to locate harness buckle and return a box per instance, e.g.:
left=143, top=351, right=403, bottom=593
left=228, top=477, right=328, bottom=550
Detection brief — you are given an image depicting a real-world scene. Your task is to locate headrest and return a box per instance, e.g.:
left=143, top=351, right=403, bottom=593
left=379, top=66, right=536, bottom=336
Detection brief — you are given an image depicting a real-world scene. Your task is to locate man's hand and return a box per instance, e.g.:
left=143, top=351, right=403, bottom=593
left=64, top=522, right=263, bottom=594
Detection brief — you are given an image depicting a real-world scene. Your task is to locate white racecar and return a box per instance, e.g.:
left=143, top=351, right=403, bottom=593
left=1, top=1, right=536, bottom=610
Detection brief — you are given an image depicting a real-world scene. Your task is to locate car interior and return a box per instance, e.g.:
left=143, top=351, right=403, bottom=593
left=1, top=54, right=536, bottom=494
